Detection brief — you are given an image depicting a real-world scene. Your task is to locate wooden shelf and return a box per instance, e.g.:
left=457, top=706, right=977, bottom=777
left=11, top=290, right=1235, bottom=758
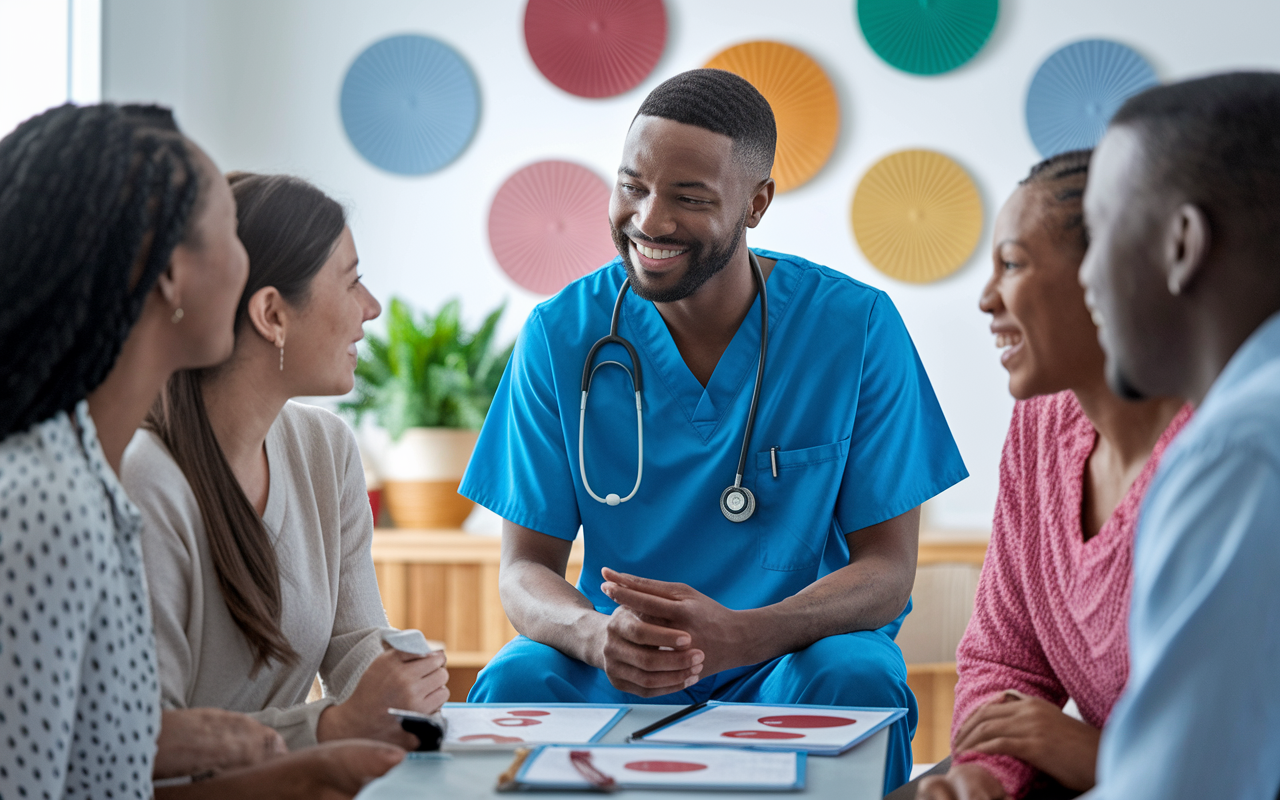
left=371, top=529, right=584, bottom=564
left=373, top=528, right=984, bottom=566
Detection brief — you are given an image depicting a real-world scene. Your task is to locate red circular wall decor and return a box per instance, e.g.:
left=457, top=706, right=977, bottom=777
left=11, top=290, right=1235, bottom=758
left=488, top=160, right=618, bottom=295
left=524, top=0, right=668, bottom=98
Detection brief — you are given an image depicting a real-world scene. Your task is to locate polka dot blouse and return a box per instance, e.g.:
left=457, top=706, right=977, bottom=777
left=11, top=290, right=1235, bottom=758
left=0, top=402, right=158, bottom=799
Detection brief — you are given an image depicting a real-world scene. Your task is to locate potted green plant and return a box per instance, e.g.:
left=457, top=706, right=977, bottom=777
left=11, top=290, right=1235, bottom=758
left=343, top=297, right=512, bottom=529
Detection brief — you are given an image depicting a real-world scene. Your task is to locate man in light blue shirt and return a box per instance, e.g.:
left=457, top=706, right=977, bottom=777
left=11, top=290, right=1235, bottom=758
left=459, top=70, right=967, bottom=792
left=1079, top=72, right=1280, bottom=799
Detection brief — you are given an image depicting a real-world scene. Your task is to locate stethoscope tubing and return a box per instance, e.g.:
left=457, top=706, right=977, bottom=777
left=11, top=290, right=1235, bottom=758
left=733, top=251, right=769, bottom=488
left=578, top=250, right=768, bottom=515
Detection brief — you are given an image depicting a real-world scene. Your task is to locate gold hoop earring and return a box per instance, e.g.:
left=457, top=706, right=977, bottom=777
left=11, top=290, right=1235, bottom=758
left=171, top=308, right=184, bottom=324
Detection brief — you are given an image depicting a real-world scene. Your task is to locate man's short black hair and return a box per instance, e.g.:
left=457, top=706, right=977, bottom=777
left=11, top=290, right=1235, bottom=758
left=1112, top=71, right=1280, bottom=262
left=635, top=68, right=777, bottom=183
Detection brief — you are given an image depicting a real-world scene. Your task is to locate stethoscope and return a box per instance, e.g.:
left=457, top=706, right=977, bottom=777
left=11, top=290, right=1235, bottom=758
left=578, top=251, right=768, bottom=523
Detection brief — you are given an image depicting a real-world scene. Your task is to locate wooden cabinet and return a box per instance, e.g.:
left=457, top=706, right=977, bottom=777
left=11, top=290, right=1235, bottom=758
left=370, top=529, right=986, bottom=765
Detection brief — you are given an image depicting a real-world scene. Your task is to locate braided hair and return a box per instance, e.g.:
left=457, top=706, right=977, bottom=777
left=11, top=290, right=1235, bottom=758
left=0, top=103, right=202, bottom=439
left=636, top=69, right=777, bottom=182
left=1019, top=148, right=1092, bottom=252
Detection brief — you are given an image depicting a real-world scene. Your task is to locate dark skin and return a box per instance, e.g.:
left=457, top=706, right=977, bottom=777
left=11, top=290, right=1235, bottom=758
left=499, top=116, right=921, bottom=698
left=1080, top=125, right=1280, bottom=407
left=919, top=181, right=1183, bottom=800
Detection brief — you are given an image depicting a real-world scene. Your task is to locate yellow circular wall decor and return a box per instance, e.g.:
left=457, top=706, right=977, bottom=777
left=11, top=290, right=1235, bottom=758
left=851, top=149, right=983, bottom=283
left=704, top=41, right=839, bottom=193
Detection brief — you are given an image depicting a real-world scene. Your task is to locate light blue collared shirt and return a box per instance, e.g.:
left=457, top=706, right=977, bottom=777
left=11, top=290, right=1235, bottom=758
left=1089, top=311, right=1280, bottom=800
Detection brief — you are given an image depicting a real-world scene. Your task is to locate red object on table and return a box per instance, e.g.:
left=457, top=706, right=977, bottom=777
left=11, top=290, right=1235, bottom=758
left=367, top=488, right=382, bottom=524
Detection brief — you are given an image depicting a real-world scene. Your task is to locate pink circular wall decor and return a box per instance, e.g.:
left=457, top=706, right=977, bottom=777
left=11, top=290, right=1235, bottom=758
left=523, top=0, right=667, bottom=98
left=488, top=160, right=618, bottom=295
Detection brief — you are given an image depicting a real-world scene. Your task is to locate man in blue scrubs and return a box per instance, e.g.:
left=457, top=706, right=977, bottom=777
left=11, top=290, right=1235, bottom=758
left=460, top=70, right=967, bottom=792
left=1078, top=73, right=1280, bottom=800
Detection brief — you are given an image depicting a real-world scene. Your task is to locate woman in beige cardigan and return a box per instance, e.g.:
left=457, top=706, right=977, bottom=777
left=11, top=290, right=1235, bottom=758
left=124, top=173, right=447, bottom=751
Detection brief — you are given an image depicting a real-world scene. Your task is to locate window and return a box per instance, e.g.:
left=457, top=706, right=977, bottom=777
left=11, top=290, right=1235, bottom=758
left=0, top=0, right=100, bottom=137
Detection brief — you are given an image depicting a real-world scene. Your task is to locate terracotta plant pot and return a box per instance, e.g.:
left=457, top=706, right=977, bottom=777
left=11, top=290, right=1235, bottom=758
left=381, top=428, right=479, bottom=529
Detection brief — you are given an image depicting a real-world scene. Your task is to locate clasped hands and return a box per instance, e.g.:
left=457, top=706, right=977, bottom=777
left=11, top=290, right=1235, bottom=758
left=917, top=690, right=1101, bottom=800
left=595, top=566, right=758, bottom=697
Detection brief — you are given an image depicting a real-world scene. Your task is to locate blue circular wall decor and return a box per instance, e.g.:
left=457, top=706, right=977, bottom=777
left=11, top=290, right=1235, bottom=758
left=1025, top=39, right=1157, bottom=158
left=340, top=34, right=480, bottom=175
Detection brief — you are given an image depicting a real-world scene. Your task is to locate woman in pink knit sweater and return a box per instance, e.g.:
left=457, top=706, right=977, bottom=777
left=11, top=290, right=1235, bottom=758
left=919, top=150, right=1190, bottom=800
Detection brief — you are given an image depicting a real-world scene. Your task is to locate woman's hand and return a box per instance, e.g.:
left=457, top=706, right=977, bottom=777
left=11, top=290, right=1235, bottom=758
left=291, top=740, right=407, bottom=800
left=156, top=739, right=406, bottom=800
left=154, top=708, right=287, bottom=779
left=952, top=690, right=1101, bottom=791
left=917, top=762, right=1008, bottom=800
left=317, top=648, right=449, bottom=748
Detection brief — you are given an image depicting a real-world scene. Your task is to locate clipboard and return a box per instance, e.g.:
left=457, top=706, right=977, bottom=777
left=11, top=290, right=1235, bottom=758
left=500, top=744, right=806, bottom=792
left=442, top=703, right=629, bottom=750
left=629, top=701, right=907, bottom=756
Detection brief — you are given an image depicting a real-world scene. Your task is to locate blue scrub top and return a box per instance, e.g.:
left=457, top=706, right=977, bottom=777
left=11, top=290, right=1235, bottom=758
left=460, top=249, right=967, bottom=614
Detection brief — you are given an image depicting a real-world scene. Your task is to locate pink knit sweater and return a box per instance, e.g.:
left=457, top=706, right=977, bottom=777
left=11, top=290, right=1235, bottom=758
left=951, top=391, right=1191, bottom=797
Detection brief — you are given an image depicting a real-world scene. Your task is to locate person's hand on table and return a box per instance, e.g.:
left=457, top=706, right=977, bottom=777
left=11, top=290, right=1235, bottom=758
left=281, top=740, right=407, bottom=800
left=155, top=739, right=406, bottom=800
left=951, top=689, right=1100, bottom=792
left=154, top=708, right=287, bottom=779
left=600, top=567, right=751, bottom=691
left=917, top=762, right=1008, bottom=800
left=317, top=648, right=449, bottom=748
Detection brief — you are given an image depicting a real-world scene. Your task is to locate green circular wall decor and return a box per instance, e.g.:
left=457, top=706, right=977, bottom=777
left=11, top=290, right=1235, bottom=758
left=857, top=0, right=999, bottom=76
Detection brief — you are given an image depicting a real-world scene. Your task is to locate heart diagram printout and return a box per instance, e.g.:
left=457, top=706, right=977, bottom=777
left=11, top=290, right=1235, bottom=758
left=441, top=703, right=628, bottom=749
left=516, top=745, right=804, bottom=791
left=639, top=702, right=907, bottom=755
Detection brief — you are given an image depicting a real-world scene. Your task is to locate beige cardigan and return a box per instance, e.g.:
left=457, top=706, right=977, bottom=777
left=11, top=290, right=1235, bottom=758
left=122, top=402, right=391, bottom=749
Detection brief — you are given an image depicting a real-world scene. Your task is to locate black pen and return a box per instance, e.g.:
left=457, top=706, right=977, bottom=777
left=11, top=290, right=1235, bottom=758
left=626, top=701, right=708, bottom=742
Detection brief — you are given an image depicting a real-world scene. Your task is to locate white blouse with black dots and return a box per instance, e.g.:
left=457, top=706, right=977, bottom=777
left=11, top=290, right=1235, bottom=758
left=0, top=401, right=158, bottom=800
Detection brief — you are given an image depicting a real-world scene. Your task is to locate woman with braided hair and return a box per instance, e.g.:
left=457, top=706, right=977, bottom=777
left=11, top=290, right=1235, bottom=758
left=916, top=153, right=1191, bottom=799
left=0, top=104, right=403, bottom=800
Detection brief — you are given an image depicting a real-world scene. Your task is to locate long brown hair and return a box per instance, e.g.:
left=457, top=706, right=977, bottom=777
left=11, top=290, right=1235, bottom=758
left=147, top=173, right=346, bottom=671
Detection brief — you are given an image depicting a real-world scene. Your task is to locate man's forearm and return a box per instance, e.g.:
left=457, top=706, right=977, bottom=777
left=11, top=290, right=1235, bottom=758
left=500, top=558, right=608, bottom=667
left=740, top=553, right=914, bottom=665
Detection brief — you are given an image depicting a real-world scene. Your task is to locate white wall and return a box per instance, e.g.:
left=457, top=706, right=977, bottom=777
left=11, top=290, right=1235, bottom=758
left=99, top=0, right=1280, bottom=530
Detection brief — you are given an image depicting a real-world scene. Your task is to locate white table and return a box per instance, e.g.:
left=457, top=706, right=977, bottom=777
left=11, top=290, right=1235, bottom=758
left=356, top=704, right=888, bottom=799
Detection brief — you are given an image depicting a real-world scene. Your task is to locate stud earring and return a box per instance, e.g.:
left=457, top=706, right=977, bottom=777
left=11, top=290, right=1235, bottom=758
left=171, top=308, right=184, bottom=324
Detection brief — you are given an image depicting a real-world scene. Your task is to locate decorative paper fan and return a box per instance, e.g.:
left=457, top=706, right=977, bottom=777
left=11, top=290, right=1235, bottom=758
left=857, top=0, right=999, bottom=76
left=340, top=35, right=480, bottom=176
left=488, top=161, right=618, bottom=295
left=1025, top=39, right=1157, bottom=158
left=524, top=0, right=667, bottom=98
left=704, top=42, right=839, bottom=193
left=851, top=150, right=983, bottom=284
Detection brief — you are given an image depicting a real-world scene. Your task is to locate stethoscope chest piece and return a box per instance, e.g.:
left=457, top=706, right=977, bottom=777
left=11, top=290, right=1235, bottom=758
left=720, top=484, right=756, bottom=523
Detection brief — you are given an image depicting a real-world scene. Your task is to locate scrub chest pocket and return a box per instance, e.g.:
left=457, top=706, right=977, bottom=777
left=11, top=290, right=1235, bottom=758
left=752, top=437, right=851, bottom=571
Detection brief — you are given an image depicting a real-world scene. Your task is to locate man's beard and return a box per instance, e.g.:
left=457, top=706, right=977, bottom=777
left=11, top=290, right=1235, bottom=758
left=610, top=209, right=748, bottom=303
